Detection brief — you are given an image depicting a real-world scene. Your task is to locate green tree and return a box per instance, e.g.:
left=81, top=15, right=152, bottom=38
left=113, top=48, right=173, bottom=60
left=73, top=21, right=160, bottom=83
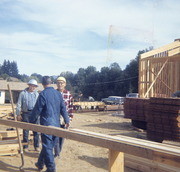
left=1, top=60, right=19, bottom=78
left=10, top=61, right=19, bottom=78
left=31, top=73, right=42, bottom=83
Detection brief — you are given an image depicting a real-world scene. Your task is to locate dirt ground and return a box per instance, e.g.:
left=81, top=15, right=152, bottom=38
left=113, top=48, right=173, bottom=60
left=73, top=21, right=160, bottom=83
left=0, top=110, right=179, bottom=172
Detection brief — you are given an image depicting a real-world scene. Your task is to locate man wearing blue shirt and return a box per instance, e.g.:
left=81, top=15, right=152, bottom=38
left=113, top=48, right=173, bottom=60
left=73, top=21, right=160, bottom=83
left=31, top=76, right=69, bottom=172
left=16, top=79, right=39, bottom=151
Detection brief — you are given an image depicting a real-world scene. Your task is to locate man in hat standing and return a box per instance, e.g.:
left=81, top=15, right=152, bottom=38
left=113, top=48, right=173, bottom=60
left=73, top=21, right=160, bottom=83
left=16, top=79, right=40, bottom=151
left=54, top=76, right=73, bottom=158
left=31, top=76, right=69, bottom=172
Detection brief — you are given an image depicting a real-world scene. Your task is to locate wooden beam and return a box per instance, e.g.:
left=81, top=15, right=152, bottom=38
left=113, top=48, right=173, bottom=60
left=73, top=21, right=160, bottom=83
left=125, top=154, right=180, bottom=172
left=0, top=143, right=19, bottom=156
left=140, top=41, right=180, bottom=59
left=109, top=150, right=124, bottom=172
left=0, top=130, right=19, bottom=140
left=0, top=119, right=179, bottom=168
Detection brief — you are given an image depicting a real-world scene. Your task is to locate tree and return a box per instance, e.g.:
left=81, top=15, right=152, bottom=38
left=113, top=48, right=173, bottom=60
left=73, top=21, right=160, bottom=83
left=1, top=60, right=19, bottom=78
left=10, top=61, right=19, bottom=78
left=31, top=73, right=42, bottom=83
left=20, top=74, right=30, bottom=82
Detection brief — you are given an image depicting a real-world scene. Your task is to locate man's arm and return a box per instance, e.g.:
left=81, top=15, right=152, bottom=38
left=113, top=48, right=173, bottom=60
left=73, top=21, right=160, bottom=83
left=30, top=94, right=45, bottom=124
left=16, top=92, right=23, bottom=121
left=68, top=93, right=74, bottom=119
left=60, top=95, right=70, bottom=128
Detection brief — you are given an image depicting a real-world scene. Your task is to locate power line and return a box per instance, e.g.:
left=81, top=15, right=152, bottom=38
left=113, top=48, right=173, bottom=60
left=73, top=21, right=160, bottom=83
left=69, top=76, right=138, bottom=86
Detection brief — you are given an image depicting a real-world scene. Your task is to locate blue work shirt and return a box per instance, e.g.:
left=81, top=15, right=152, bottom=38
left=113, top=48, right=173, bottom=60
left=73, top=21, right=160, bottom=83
left=16, top=88, right=39, bottom=115
left=30, top=87, right=69, bottom=127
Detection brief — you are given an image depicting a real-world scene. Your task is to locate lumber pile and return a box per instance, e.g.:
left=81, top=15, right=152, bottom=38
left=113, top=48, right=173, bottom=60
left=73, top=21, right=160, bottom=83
left=0, top=104, right=14, bottom=120
left=146, top=97, right=180, bottom=142
left=0, top=143, right=19, bottom=156
left=124, top=98, right=149, bottom=121
left=0, top=130, right=18, bottom=140
left=106, top=105, right=123, bottom=111
left=0, top=130, right=19, bottom=156
left=73, top=101, right=106, bottom=112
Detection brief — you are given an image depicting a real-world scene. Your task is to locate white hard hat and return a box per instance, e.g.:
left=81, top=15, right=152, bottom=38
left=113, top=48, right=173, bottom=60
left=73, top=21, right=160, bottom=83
left=28, top=79, right=38, bottom=86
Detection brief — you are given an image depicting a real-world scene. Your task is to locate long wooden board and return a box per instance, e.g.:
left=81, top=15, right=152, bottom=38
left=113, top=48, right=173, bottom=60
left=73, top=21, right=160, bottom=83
left=125, top=154, right=179, bottom=172
left=0, top=119, right=179, bottom=169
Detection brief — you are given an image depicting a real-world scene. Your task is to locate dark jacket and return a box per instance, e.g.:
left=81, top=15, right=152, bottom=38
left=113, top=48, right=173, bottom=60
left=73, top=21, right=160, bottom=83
left=30, top=87, right=69, bottom=127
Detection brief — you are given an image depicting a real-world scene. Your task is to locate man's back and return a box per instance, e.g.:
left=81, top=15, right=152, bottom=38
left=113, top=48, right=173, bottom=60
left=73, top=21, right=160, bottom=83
left=31, top=87, right=68, bottom=127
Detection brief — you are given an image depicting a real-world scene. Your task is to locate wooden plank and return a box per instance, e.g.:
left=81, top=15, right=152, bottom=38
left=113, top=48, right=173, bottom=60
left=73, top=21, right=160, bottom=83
left=150, top=56, right=180, bottom=63
left=141, top=41, right=180, bottom=59
left=0, top=140, right=18, bottom=145
left=0, top=119, right=180, bottom=168
left=0, top=130, right=19, bottom=139
left=109, top=150, right=124, bottom=172
left=72, top=129, right=179, bottom=150
left=0, top=149, right=19, bottom=156
left=125, top=154, right=180, bottom=172
left=0, top=144, right=19, bottom=156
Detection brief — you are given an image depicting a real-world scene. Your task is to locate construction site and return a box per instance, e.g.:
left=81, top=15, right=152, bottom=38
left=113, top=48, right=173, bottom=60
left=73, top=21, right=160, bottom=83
left=0, top=40, right=179, bottom=172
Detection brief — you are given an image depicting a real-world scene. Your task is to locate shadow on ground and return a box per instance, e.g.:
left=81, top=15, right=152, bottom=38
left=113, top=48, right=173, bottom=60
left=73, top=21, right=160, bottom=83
left=0, top=161, right=38, bottom=172
left=83, top=122, right=132, bottom=131
left=78, top=155, right=108, bottom=170
left=23, top=151, right=39, bottom=158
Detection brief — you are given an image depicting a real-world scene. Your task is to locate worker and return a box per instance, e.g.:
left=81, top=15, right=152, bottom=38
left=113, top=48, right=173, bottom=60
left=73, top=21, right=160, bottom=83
left=30, top=76, right=69, bottom=172
left=54, top=76, right=73, bottom=158
left=16, top=79, right=40, bottom=152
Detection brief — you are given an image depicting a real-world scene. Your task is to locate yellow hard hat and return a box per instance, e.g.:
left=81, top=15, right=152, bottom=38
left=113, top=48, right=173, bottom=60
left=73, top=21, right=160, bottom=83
left=57, top=76, right=66, bottom=83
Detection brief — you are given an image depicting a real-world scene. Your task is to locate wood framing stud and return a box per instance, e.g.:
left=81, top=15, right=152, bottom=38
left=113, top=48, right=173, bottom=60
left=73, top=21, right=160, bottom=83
left=109, top=150, right=124, bottom=172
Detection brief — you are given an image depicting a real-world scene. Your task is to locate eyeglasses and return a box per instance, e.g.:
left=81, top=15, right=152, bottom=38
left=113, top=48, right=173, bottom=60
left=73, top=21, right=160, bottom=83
left=57, top=82, right=65, bottom=85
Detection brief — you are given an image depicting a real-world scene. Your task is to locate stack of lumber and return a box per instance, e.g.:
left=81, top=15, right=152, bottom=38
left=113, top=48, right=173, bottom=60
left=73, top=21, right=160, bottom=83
left=124, top=98, right=149, bottom=121
left=73, top=101, right=106, bottom=112
left=147, top=97, right=180, bottom=142
left=0, top=130, right=19, bottom=156
left=106, top=105, right=123, bottom=111
left=0, top=104, right=14, bottom=120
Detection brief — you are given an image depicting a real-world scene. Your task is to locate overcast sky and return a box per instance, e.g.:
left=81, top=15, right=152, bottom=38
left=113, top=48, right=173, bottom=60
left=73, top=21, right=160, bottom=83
left=0, top=0, right=179, bottom=76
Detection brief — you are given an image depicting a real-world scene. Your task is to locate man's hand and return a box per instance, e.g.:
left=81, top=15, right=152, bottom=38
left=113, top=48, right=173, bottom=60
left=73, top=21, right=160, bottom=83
left=17, top=115, right=22, bottom=121
left=69, top=114, right=73, bottom=118
left=64, top=123, right=70, bottom=129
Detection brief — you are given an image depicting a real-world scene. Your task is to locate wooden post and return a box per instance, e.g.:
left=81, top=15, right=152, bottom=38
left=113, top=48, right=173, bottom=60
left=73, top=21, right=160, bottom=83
left=7, top=84, right=24, bottom=170
left=109, top=149, right=124, bottom=172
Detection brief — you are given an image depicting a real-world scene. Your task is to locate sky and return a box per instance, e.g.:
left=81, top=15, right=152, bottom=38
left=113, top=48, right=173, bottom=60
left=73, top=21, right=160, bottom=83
left=0, top=0, right=179, bottom=76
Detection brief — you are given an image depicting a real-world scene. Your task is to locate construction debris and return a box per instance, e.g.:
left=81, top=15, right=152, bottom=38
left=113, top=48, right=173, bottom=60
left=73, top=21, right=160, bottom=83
left=0, top=130, right=19, bottom=156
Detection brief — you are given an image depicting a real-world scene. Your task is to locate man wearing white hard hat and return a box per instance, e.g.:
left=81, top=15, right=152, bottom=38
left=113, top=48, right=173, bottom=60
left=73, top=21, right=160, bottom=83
left=16, top=79, right=40, bottom=152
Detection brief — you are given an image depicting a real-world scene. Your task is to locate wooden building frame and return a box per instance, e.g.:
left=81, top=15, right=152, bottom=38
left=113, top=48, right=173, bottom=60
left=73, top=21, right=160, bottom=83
left=139, top=39, right=180, bottom=98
